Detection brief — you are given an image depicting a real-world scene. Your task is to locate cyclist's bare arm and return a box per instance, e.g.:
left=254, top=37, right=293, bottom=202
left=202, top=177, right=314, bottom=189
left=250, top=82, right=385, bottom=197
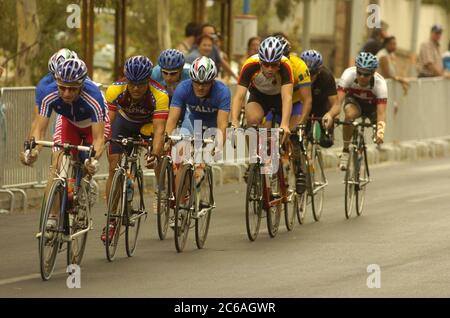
left=230, top=84, right=248, bottom=127
left=29, top=115, right=50, bottom=150
left=376, top=102, right=387, bottom=124
left=297, top=85, right=313, bottom=125
left=216, top=110, right=229, bottom=146
left=280, top=83, right=293, bottom=131
left=327, top=95, right=340, bottom=118
left=91, top=122, right=105, bottom=160
left=336, top=90, right=346, bottom=111
left=165, top=106, right=182, bottom=135
left=152, top=118, right=166, bottom=155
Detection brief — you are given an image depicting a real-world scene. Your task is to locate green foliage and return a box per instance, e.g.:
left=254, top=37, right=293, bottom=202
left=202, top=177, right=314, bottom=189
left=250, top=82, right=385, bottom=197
left=422, top=0, right=450, bottom=12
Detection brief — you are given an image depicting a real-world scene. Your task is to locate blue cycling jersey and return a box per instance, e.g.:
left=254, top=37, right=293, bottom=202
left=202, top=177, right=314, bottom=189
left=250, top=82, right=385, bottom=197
left=170, top=79, right=230, bottom=127
left=36, top=79, right=107, bottom=127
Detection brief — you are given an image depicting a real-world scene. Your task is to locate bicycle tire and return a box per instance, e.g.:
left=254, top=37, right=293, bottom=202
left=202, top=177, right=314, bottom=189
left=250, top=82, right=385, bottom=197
left=245, top=164, right=263, bottom=241
left=195, top=166, right=213, bottom=249
left=344, top=150, right=356, bottom=219
left=174, top=165, right=193, bottom=252
left=284, top=161, right=296, bottom=231
left=125, top=167, right=144, bottom=257
left=356, top=147, right=369, bottom=216
left=157, top=156, right=172, bottom=240
left=39, top=179, right=64, bottom=281
left=67, top=178, right=91, bottom=265
left=266, top=173, right=282, bottom=238
left=105, top=169, right=125, bottom=262
left=311, top=147, right=325, bottom=222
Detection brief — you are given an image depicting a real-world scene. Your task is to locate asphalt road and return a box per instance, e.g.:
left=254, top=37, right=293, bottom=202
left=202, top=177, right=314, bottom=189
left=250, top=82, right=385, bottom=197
left=1, top=158, right=450, bottom=297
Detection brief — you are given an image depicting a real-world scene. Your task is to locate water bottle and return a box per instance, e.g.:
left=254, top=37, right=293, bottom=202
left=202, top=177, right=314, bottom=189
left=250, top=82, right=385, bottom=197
left=126, top=177, right=134, bottom=202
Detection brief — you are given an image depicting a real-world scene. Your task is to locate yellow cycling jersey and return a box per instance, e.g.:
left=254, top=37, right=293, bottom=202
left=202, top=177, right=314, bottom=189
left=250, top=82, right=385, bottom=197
left=105, top=79, right=169, bottom=123
left=289, top=53, right=312, bottom=103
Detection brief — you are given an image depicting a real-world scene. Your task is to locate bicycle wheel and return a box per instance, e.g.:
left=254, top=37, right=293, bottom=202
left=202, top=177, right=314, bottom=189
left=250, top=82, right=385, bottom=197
left=356, top=148, right=369, bottom=216
left=284, top=161, right=296, bottom=231
left=344, top=150, right=356, bottom=219
left=105, top=169, right=125, bottom=262
left=39, top=179, right=64, bottom=281
left=174, top=165, right=194, bottom=252
left=266, top=172, right=282, bottom=238
left=157, top=156, right=172, bottom=240
left=311, top=147, right=325, bottom=222
left=195, top=166, right=213, bottom=249
left=125, top=167, right=144, bottom=257
left=67, top=178, right=91, bottom=265
left=245, top=164, right=263, bottom=241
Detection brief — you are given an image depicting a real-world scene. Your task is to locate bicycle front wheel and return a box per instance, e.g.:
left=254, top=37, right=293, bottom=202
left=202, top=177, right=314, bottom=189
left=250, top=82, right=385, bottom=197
left=311, top=147, right=325, bottom=222
left=125, top=167, right=144, bottom=257
left=266, top=173, right=282, bottom=238
left=67, top=178, right=91, bottom=265
left=39, top=179, right=64, bottom=281
left=344, top=150, right=356, bottom=219
left=195, top=166, right=213, bottom=249
left=157, top=156, right=172, bottom=240
left=285, top=161, right=296, bottom=231
left=356, top=149, right=369, bottom=216
left=245, top=164, right=263, bottom=241
left=174, top=165, right=194, bottom=252
left=105, top=169, right=125, bottom=262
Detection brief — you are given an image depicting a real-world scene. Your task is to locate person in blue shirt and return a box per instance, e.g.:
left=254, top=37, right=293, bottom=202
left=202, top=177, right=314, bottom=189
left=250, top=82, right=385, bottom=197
left=151, top=49, right=190, bottom=100
left=165, top=56, right=230, bottom=139
left=443, top=41, right=450, bottom=73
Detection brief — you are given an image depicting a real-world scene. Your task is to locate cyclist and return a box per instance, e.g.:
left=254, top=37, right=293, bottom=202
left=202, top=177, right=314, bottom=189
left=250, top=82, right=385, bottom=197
left=20, top=58, right=108, bottom=227
left=165, top=56, right=230, bottom=226
left=102, top=55, right=169, bottom=242
left=151, top=49, right=190, bottom=100
left=337, top=52, right=387, bottom=171
left=264, top=36, right=313, bottom=194
left=230, top=36, right=294, bottom=141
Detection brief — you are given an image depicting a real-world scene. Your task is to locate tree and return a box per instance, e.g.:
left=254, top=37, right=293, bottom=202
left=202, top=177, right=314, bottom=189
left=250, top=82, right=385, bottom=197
left=15, top=0, right=40, bottom=86
left=157, top=0, right=172, bottom=50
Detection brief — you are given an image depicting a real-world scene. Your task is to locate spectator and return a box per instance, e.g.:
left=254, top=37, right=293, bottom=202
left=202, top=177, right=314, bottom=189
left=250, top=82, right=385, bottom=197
left=443, top=40, right=450, bottom=73
left=185, top=34, right=215, bottom=65
left=176, top=22, right=200, bottom=55
left=239, top=36, right=261, bottom=70
left=360, top=21, right=388, bottom=55
left=377, top=36, right=409, bottom=94
left=198, top=23, right=237, bottom=80
left=417, top=24, right=447, bottom=78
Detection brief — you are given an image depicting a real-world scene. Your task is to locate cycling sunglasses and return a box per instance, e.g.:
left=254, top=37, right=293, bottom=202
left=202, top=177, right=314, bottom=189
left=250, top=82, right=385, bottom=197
left=356, top=69, right=374, bottom=77
left=162, top=70, right=180, bottom=76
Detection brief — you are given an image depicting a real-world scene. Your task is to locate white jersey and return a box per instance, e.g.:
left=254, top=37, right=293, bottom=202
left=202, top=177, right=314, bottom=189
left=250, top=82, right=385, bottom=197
left=337, top=66, right=388, bottom=105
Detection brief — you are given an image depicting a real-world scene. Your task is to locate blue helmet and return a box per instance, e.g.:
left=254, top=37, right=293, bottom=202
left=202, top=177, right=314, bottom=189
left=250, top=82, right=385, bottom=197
left=158, top=49, right=185, bottom=70
left=258, top=37, right=284, bottom=63
left=355, top=52, right=378, bottom=71
left=55, top=58, right=88, bottom=85
left=300, top=50, right=323, bottom=73
left=124, top=55, right=153, bottom=82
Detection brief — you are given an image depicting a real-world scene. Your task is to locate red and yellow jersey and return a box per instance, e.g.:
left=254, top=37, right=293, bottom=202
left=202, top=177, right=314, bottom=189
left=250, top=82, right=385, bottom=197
left=105, top=79, right=169, bottom=123
left=238, top=54, right=294, bottom=96
left=289, top=53, right=312, bottom=103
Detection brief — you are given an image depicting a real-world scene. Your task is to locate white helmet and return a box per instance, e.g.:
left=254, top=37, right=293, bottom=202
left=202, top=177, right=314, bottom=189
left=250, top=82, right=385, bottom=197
left=48, top=48, right=78, bottom=74
left=189, top=56, right=217, bottom=83
left=258, top=37, right=284, bottom=63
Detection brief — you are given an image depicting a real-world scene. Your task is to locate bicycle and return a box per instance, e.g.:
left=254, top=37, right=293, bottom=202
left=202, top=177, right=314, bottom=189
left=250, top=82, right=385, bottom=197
left=169, top=133, right=215, bottom=252
left=26, top=138, right=96, bottom=281
left=245, top=126, right=291, bottom=241
left=103, top=135, right=149, bottom=262
left=291, top=117, right=329, bottom=224
left=335, top=117, right=377, bottom=219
